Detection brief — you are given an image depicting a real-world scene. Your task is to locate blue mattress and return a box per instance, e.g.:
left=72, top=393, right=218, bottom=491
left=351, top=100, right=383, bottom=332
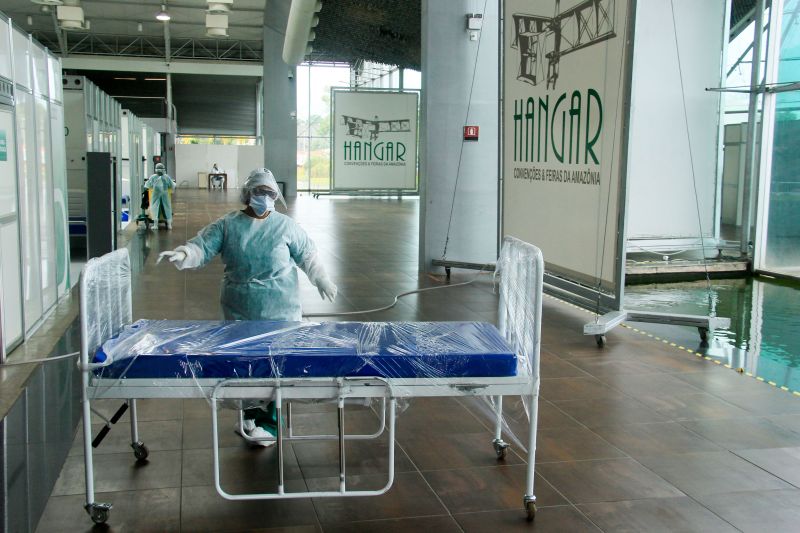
left=93, top=320, right=517, bottom=380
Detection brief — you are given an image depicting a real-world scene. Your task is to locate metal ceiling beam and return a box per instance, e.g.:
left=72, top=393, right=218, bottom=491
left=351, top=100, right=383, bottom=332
left=61, top=55, right=263, bottom=76
left=67, top=0, right=265, bottom=15
left=22, top=12, right=263, bottom=30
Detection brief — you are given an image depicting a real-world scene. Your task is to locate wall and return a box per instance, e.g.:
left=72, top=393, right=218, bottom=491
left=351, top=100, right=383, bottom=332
left=626, top=0, right=727, bottom=243
left=419, top=0, right=499, bottom=270
left=263, top=0, right=297, bottom=197
left=175, top=144, right=265, bottom=189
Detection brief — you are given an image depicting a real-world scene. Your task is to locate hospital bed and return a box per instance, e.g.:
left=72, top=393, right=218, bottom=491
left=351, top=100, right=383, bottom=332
left=78, top=237, right=543, bottom=525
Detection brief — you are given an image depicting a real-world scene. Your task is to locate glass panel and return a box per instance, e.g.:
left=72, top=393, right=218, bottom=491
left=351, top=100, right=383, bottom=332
left=15, top=91, right=43, bottom=331
left=309, top=137, right=330, bottom=190
left=764, top=0, right=800, bottom=277
left=297, top=136, right=310, bottom=191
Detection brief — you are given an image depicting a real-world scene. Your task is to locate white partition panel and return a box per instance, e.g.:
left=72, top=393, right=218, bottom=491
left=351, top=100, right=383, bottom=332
left=626, top=0, right=725, bottom=244
left=35, top=95, right=56, bottom=310
left=15, top=90, right=43, bottom=331
left=0, top=107, right=23, bottom=350
left=0, top=18, right=11, bottom=80
left=47, top=54, right=61, bottom=103
left=12, top=28, right=30, bottom=90
left=31, top=42, right=48, bottom=99
left=503, top=0, right=631, bottom=297
left=50, top=103, right=70, bottom=296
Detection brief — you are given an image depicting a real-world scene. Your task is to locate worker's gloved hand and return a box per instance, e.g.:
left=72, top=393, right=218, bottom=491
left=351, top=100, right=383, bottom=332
left=316, top=277, right=338, bottom=302
left=157, top=244, right=202, bottom=270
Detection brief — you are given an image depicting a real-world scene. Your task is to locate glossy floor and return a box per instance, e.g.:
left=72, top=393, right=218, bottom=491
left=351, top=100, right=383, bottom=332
left=37, top=190, right=800, bottom=532
left=626, top=277, right=800, bottom=393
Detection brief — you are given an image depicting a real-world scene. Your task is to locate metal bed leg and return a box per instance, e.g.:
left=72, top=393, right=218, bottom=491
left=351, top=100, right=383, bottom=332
left=276, top=390, right=285, bottom=495
left=524, top=392, right=539, bottom=521
left=82, top=372, right=111, bottom=524
left=338, top=397, right=346, bottom=492
left=492, top=395, right=509, bottom=460
left=287, top=401, right=293, bottom=438
left=128, top=399, right=148, bottom=461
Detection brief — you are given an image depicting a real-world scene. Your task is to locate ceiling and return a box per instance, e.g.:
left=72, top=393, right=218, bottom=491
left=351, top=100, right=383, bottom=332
left=0, top=0, right=266, bottom=41
left=310, top=0, right=421, bottom=69
left=0, top=0, right=421, bottom=68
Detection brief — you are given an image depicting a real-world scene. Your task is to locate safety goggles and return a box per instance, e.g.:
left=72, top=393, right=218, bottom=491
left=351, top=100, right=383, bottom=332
left=251, top=187, right=278, bottom=200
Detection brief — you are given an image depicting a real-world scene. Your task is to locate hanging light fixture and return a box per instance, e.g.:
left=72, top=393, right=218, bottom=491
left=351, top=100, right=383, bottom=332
left=155, top=4, right=171, bottom=21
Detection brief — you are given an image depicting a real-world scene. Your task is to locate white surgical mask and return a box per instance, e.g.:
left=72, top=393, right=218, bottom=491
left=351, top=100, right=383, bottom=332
left=249, top=194, right=275, bottom=216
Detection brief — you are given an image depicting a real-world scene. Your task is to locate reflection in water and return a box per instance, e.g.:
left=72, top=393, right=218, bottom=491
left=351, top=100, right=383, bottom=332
left=625, top=278, right=800, bottom=391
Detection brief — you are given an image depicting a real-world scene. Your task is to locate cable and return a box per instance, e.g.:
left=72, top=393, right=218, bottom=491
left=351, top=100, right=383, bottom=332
left=669, top=0, right=713, bottom=298
left=1, top=351, right=80, bottom=366
left=304, top=268, right=494, bottom=318
left=441, top=0, right=489, bottom=260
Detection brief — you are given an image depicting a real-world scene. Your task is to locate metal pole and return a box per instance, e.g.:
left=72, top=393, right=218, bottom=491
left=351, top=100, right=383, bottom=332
left=741, top=0, right=767, bottom=256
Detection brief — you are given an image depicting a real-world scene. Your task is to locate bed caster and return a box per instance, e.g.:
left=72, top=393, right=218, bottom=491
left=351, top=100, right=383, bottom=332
left=698, top=327, right=709, bottom=345
left=595, top=334, right=606, bottom=348
left=524, top=496, right=536, bottom=521
left=86, top=502, right=112, bottom=524
left=493, top=439, right=509, bottom=460
left=132, top=442, right=149, bottom=461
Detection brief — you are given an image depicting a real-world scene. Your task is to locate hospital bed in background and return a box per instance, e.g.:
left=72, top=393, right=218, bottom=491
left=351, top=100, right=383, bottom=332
left=78, top=237, right=544, bottom=525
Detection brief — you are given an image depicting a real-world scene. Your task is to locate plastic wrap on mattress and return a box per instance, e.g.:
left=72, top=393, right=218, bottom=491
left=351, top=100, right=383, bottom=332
left=93, top=320, right=519, bottom=380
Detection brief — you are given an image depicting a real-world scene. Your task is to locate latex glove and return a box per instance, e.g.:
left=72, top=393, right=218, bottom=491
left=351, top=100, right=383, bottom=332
left=157, top=249, right=187, bottom=268
left=316, top=277, right=338, bottom=302
left=299, top=251, right=336, bottom=301
left=157, top=244, right=202, bottom=270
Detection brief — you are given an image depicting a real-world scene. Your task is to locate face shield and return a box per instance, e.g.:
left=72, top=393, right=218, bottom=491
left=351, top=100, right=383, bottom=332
left=239, top=168, right=287, bottom=209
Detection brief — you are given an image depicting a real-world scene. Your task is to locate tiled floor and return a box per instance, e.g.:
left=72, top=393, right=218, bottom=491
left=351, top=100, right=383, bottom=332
left=36, top=189, right=800, bottom=532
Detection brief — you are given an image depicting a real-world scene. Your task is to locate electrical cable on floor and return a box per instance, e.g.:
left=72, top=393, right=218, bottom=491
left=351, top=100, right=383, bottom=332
left=1, top=351, right=80, bottom=366
left=303, top=268, right=494, bottom=318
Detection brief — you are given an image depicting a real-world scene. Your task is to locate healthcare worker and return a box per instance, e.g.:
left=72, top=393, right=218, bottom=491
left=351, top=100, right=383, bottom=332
left=158, top=168, right=337, bottom=445
left=145, top=163, right=175, bottom=230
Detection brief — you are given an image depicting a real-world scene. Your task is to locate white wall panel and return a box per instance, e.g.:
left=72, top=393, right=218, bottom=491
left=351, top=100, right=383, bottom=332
left=35, top=96, right=56, bottom=310
left=14, top=90, right=42, bottom=330
left=0, top=108, right=23, bottom=351
left=0, top=18, right=11, bottom=81
left=31, top=43, right=48, bottom=98
left=50, top=104, right=70, bottom=296
left=12, top=28, right=30, bottom=90
left=626, top=0, right=726, bottom=240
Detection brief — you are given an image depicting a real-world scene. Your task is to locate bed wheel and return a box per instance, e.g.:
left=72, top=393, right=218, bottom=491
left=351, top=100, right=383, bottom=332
left=525, top=500, right=536, bottom=521
left=595, top=334, right=606, bottom=348
left=132, top=442, right=149, bottom=461
left=86, top=503, right=111, bottom=524
left=493, top=439, right=509, bottom=460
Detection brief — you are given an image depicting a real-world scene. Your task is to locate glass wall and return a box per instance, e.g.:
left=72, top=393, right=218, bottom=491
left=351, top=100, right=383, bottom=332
left=762, top=0, right=800, bottom=277
left=296, top=63, right=350, bottom=192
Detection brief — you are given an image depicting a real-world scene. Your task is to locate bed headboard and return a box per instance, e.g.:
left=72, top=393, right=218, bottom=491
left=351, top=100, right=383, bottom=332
left=80, top=248, right=133, bottom=362
left=497, top=236, right=544, bottom=377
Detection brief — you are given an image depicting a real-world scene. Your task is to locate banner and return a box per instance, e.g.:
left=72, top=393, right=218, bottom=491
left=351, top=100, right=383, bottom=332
left=502, top=0, right=630, bottom=291
left=332, top=89, right=418, bottom=190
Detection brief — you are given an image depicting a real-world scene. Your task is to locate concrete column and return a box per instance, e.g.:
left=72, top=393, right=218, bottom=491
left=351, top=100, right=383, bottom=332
left=419, top=0, right=499, bottom=272
left=263, top=0, right=297, bottom=197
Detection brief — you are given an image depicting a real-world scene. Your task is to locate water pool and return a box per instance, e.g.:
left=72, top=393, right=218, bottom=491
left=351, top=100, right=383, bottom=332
left=624, top=277, right=800, bottom=393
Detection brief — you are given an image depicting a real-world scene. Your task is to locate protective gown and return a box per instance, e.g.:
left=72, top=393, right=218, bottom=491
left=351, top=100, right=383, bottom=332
left=188, top=210, right=317, bottom=321
left=145, top=173, right=174, bottom=223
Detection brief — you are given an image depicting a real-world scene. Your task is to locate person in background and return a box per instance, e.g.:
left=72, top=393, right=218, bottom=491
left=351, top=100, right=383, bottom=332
left=158, top=168, right=337, bottom=445
left=145, top=162, right=174, bottom=230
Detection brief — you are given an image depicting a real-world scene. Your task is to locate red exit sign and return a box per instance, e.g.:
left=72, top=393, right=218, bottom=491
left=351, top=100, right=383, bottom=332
left=463, top=125, right=479, bottom=140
